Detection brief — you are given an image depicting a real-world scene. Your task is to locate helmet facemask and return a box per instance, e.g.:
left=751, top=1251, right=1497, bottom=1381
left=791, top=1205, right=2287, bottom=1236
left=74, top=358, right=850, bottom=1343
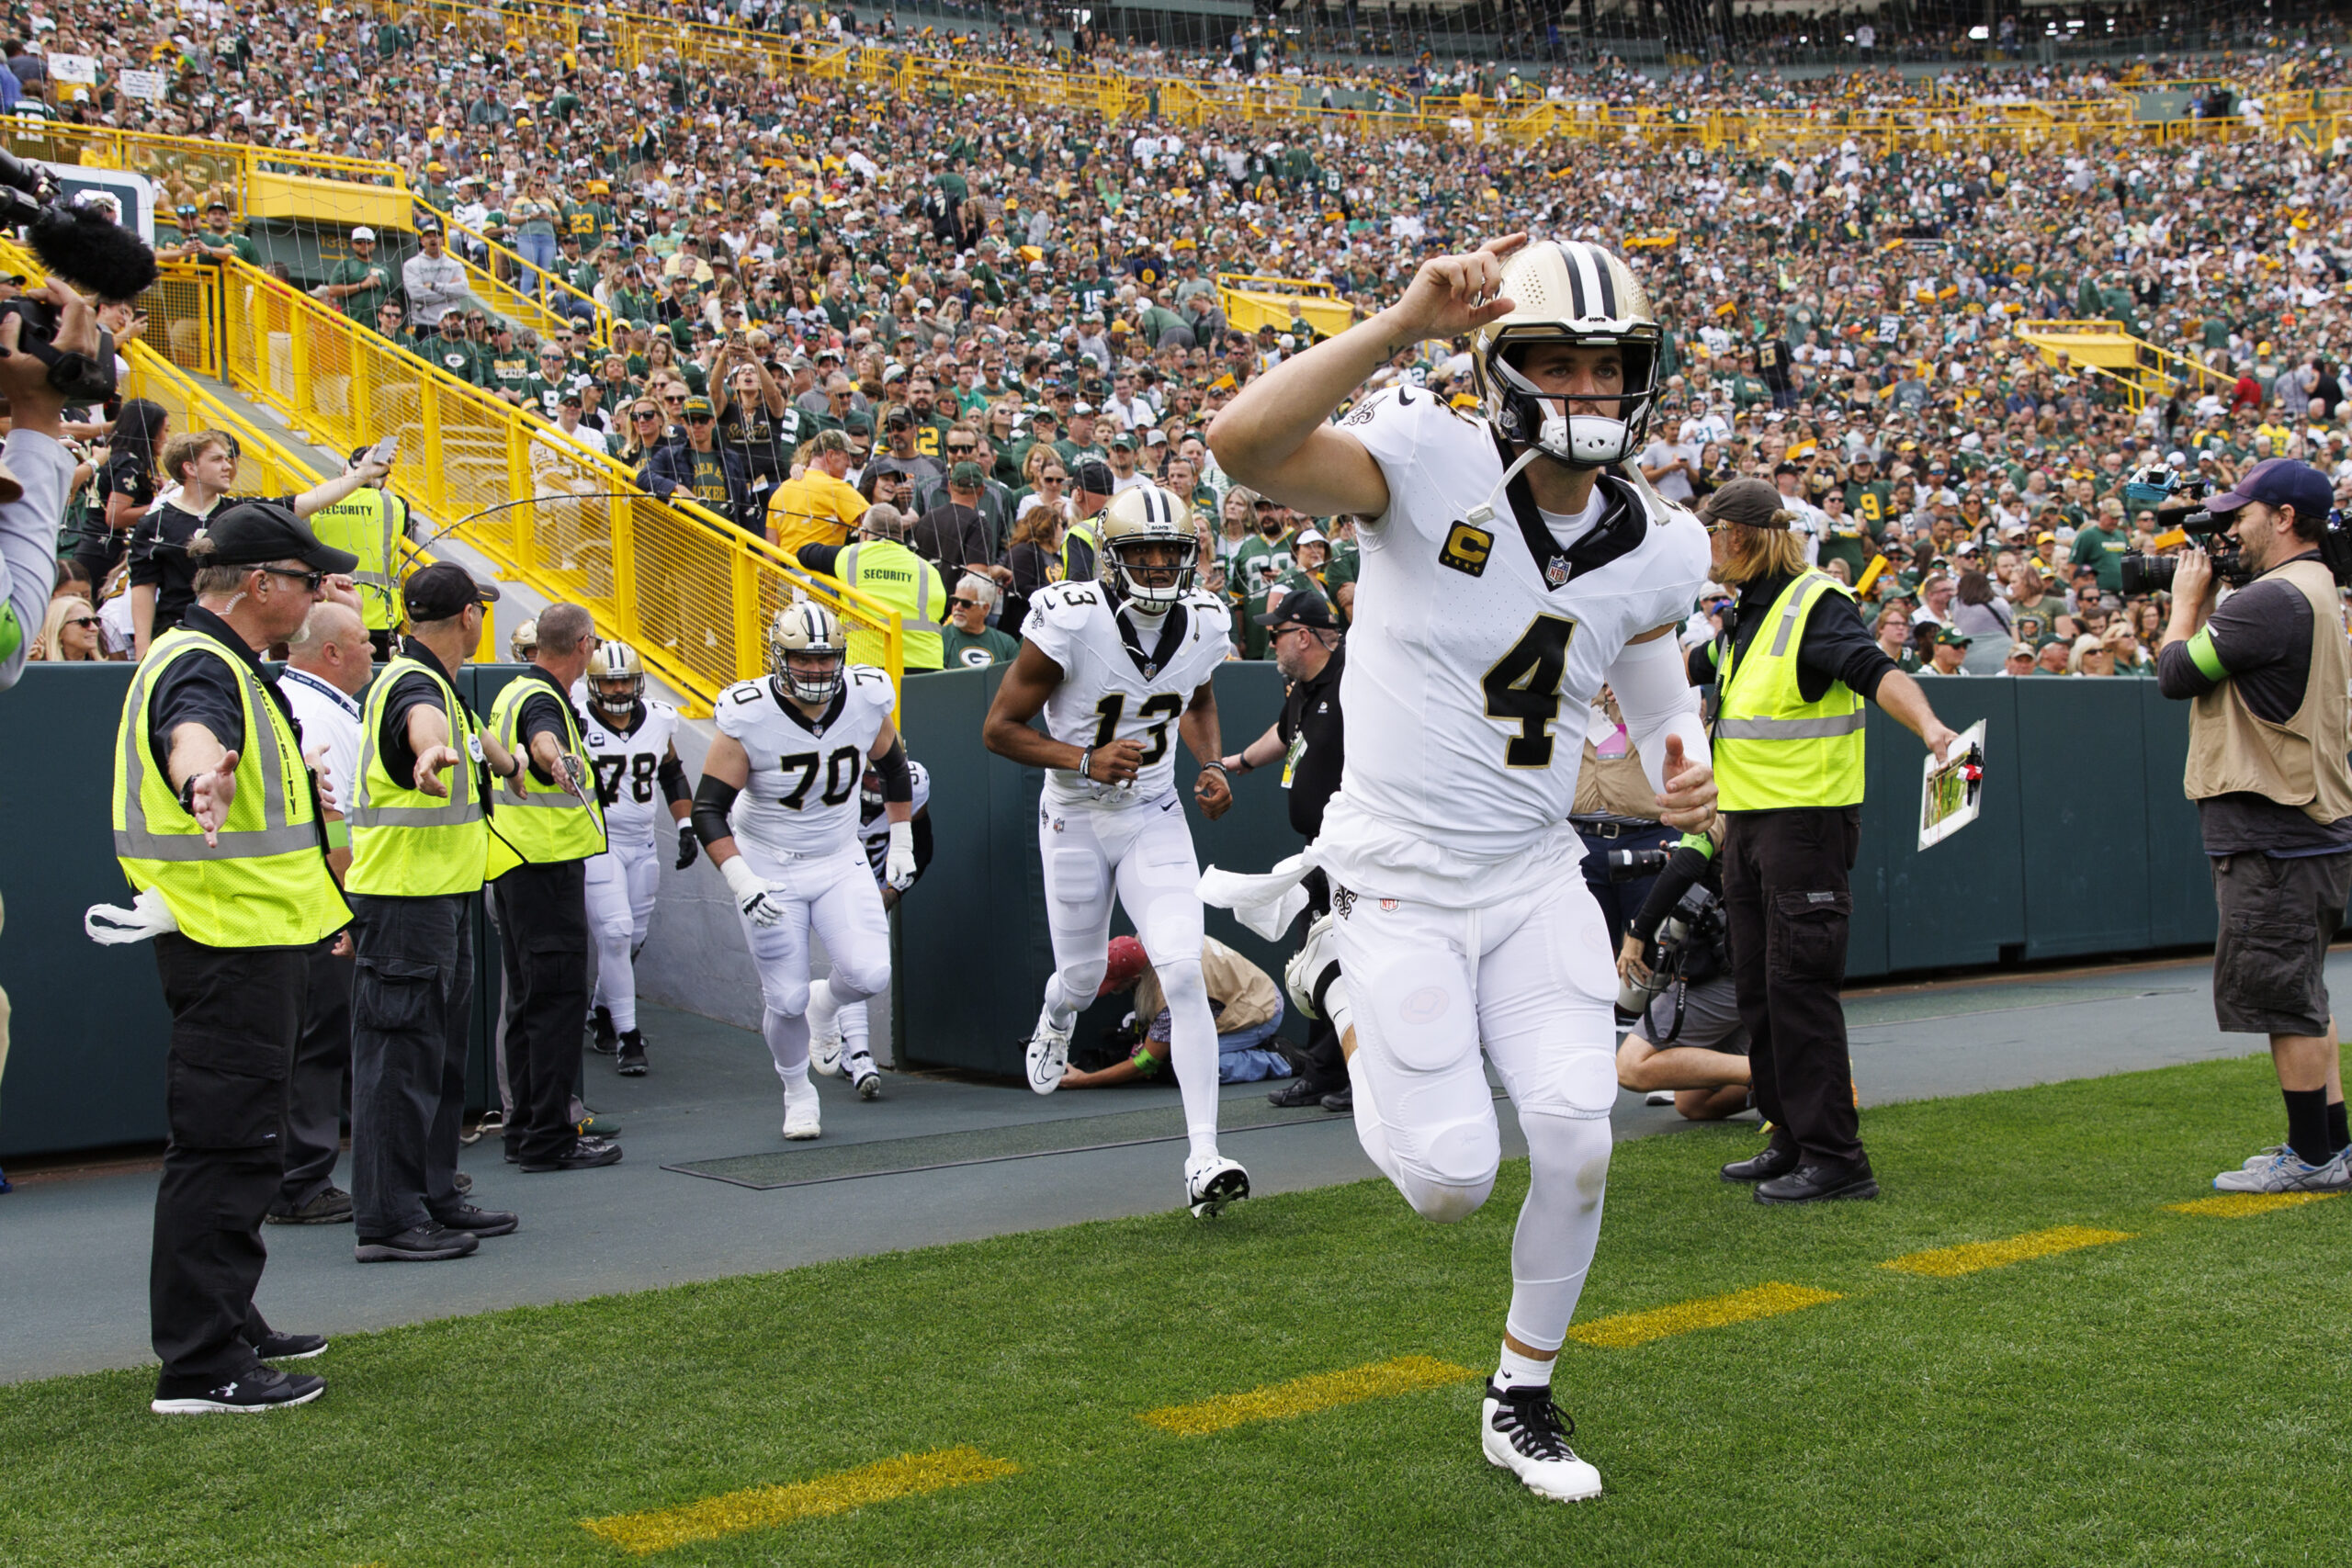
left=1488, top=335, right=1661, bottom=472
left=769, top=606, right=847, bottom=705
left=1103, top=534, right=1198, bottom=611
left=590, top=671, right=642, bottom=722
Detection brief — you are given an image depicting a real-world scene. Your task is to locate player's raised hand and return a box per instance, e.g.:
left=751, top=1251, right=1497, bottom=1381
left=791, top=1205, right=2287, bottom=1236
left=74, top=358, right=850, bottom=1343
left=1195, top=761, right=1233, bottom=820
left=1384, top=234, right=1526, bottom=344
left=1085, top=738, right=1146, bottom=785
left=1655, top=733, right=1717, bottom=831
left=413, top=743, right=461, bottom=798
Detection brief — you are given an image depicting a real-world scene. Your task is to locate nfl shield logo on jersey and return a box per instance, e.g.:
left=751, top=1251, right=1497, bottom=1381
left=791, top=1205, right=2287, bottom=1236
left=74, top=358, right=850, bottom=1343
left=1544, top=555, right=1571, bottom=587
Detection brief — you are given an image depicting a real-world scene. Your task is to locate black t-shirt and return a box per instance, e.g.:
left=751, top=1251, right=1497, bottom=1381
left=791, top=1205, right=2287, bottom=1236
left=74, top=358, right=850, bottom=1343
left=507, top=669, right=574, bottom=786
left=131, top=492, right=297, bottom=642
left=1275, top=642, right=1346, bottom=840
left=377, top=640, right=485, bottom=809
left=145, top=607, right=322, bottom=846
left=1721, top=571, right=1897, bottom=706
left=81, top=451, right=157, bottom=573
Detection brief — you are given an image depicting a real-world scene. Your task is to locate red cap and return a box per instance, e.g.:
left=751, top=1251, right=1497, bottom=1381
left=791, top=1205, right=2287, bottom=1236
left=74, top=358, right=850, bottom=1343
left=1099, top=935, right=1150, bottom=997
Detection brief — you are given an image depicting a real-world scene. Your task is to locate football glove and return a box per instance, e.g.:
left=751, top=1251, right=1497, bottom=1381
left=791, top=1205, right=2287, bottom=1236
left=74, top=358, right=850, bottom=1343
left=884, top=819, right=918, bottom=891
left=721, top=854, right=785, bottom=928
left=675, top=821, right=700, bottom=870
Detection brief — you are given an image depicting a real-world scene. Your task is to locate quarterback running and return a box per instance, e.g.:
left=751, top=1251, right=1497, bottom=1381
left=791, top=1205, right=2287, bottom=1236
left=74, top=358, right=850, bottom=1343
left=1207, top=235, right=1717, bottom=1500
left=574, top=641, right=696, bottom=1077
left=693, top=604, right=918, bottom=1139
left=981, top=484, right=1248, bottom=1217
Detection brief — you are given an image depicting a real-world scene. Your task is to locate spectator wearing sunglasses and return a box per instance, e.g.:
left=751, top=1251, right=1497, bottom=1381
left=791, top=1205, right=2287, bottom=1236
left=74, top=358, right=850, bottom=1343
left=30, top=595, right=103, bottom=660
left=639, top=396, right=759, bottom=535
left=939, top=573, right=1021, bottom=669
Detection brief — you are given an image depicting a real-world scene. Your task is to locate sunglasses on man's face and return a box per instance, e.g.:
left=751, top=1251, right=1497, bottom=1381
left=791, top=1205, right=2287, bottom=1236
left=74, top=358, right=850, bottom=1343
left=947, top=443, right=977, bottom=454
left=260, top=566, right=327, bottom=592
left=686, top=413, right=715, bottom=425
left=949, top=596, right=982, bottom=610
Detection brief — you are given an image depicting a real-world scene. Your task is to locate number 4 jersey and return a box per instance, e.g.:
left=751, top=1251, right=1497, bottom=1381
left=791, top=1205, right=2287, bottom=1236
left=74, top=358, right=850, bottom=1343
left=1021, top=581, right=1230, bottom=812
left=716, top=666, right=897, bottom=862
left=1321, top=382, right=1709, bottom=898
left=577, top=696, right=682, bottom=854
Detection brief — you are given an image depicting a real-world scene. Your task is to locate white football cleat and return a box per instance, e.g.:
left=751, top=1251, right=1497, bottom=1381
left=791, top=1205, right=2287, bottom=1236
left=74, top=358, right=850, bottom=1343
left=1025, top=1005, right=1073, bottom=1096
left=808, top=982, right=845, bottom=1077
left=1482, top=1383, right=1603, bottom=1502
left=1184, top=1152, right=1250, bottom=1218
left=1283, top=909, right=1341, bottom=1021
left=781, top=1083, right=822, bottom=1141
left=846, top=1050, right=882, bottom=1101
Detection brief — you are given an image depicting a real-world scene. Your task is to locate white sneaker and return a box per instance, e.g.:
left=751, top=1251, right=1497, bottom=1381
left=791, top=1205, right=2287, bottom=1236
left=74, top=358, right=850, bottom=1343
left=846, top=1050, right=882, bottom=1101
left=1184, top=1152, right=1250, bottom=1218
left=1283, top=910, right=1341, bottom=1021
left=1644, top=1090, right=1676, bottom=1107
left=1481, top=1383, right=1604, bottom=1502
left=808, top=985, right=845, bottom=1077
left=1025, top=1005, right=1073, bottom=1095
left=781, top=1084, right=822, bottom=1141
left=2212, top=1146, right=2341, bottom=1193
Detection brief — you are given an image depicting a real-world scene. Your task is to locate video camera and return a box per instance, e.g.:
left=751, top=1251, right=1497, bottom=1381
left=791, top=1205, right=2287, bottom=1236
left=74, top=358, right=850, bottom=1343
left=2118, top=461, right=2352, bottom=595
left=1611, top=853, right=1730, bottom=1038
left=0, top=146, right=158, bottom=404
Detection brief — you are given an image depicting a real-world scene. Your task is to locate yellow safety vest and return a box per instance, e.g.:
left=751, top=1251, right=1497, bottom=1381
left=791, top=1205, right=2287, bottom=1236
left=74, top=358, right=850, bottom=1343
left=346, top=653, right=490, bottom=897
left=1057, top=516, right=1099, bottom=586
left=1713, top=570, right=1868, bottom=811
left=837, top=538, right=945, bottom=671
left=306, top=486, right=407, bottom=632
left=482, top=671, right=606, bottom=877
left=111, top=626, right=348, bottom=947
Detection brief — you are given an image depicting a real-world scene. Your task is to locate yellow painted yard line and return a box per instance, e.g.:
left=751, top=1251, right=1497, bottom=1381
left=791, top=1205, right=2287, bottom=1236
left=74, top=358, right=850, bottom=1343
left=2165, top=1191, right=2342, bottom=1219
left=1566, top=1281, right=1843, bottom=1349
left=582, top=1446, right=1020, bottom=1556
left=1880, top=1225, right=2132, bottom=1279
left=1137, top=1355, right=1478, bottom=1436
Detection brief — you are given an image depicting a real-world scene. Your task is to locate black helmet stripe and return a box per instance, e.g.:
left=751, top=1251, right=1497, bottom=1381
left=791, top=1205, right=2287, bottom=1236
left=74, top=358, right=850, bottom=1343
left=1560, top=243, right=1588, bottom=319
left=1565, top=242, right=1615, bottom=320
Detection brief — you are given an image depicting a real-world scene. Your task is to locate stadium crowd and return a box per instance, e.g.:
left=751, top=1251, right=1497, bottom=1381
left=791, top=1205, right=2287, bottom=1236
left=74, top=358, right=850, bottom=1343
left=2, top=1, right=2350, bottom=682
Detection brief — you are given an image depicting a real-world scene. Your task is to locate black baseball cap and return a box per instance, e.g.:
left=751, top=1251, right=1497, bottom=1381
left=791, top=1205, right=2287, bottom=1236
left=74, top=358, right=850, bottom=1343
left=198, top=501, right=359, bottom=575
left=1255, top=591, right=1341, bottom=632
left=402, top=561, right=500, bottom=620
left=1070, top=458, right=1116, bottom=496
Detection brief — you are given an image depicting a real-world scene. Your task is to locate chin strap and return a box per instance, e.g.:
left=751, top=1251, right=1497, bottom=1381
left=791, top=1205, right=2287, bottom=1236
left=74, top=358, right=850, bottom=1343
left=1465, top=443, right=1546, bottom=530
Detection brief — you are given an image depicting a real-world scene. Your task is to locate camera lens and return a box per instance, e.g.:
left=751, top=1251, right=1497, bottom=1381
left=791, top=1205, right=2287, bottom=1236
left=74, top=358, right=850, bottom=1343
left=2119, top=553, right=2175, bottom=597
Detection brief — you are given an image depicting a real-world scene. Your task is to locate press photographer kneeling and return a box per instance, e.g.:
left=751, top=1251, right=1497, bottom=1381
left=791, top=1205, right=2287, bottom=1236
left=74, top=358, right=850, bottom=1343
left=1609, top=827, right=1752, bottom=1122
left=2154, top=457, right=2352, bottom=1192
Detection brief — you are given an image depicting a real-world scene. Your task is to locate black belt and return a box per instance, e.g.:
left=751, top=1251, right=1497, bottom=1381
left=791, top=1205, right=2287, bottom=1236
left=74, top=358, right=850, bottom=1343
left=1569, top=814, right=1663, bottom=840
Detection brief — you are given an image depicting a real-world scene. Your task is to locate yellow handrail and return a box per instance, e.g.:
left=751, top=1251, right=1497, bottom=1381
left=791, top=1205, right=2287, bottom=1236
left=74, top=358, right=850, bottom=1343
left=0, top=119, right=402, bottom=209
left=205, top=256, right=905, bottom=719
left=409, top=195, right=613, bottom=346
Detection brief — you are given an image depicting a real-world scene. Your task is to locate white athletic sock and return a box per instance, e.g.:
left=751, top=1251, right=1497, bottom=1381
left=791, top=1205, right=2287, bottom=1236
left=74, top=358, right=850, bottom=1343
left=1495, top=1340, right=1557, bottom=1391
left=1041, top=972, right=1085, bottom=1032
left=1504, top=1111, right=1611, bottom=1365
left=836, top=995, right=871, bottom=1058
left=1159, top=959, right=1222, bottom=1160
left=763, top=1005, right=811, bottom=1090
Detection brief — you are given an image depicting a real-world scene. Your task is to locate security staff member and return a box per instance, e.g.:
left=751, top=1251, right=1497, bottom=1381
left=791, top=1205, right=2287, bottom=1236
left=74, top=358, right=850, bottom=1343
left=109, top=502, right=349, bottom=1414
left=484, top=602, right=621, bottom=1173
left=1702, top=479, right=1956, bottom=1204
left=1060, top=457, right=1114, bottom=583
left=2156, top=457, right=2352, bottom=1190
left=1219, top=590, right=1349, bottom=1109
left=345, top=563, right=527, bottom=1263
left=308, top=444, right=414, bottom=659
left=795, top=503, right=948, bottom=671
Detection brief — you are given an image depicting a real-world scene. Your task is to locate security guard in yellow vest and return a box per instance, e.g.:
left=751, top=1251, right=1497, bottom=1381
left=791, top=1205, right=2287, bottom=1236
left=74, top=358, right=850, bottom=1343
left=107, top=502, right=350, bottom=1414
left=1701, top=479, right=1956, bottom=1205
left=307, top=444, right=414, bottom=658
left=482, top=602, right=621, bottom=1173
left=793, top=504, right=947, bottom=671
left=1061, top=457, right=1115, bottom=584
left=345, top=562, right=533, bottom=1264
left=2155, top=457, right=2352, bottom=1190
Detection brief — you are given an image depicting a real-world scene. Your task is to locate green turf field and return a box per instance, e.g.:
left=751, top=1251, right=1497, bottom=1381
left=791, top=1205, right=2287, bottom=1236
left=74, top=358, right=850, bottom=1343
left=6, top=1054, right=2346, bottom=1568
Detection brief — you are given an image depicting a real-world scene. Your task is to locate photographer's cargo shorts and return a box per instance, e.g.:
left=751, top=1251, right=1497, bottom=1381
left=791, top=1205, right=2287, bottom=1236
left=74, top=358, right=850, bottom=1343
left=2211, top=851, right=2352, bottom=1036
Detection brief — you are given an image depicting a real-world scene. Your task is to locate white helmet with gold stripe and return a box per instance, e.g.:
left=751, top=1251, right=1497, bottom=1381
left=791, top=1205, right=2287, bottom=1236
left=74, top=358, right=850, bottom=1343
left=1096, top=483, right=1197, bottom=610
left=1470, top=240, right=1661, bottom=470
left=769, top=600, right=846, bottom=704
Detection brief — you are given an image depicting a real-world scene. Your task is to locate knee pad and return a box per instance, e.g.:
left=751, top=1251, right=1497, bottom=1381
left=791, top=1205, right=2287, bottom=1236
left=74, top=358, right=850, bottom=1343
left=1387, top=1075, right=1501, bottom=1224
left=1515, top=1047, right=1620, bottom=1122
left=830, top=954, right=890, bottom=1003
left=761, top=972, right=811, bottom=1020
left=1054, top=959, right=1107, bottom=1010
left=1521, top=1109, right=1613, bottom=1213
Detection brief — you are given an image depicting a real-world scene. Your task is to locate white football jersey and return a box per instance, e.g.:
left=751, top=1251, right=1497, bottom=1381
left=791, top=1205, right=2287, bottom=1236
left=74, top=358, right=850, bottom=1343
left=1021, top=580, right=1230, bottom=810
left=1326, top=383, right=1709, bottom=871
left=858, top=758, right=932, bottom=884
left=573, top=693, right=682, bottom=852
left=716, top=665, right=896, bottom=860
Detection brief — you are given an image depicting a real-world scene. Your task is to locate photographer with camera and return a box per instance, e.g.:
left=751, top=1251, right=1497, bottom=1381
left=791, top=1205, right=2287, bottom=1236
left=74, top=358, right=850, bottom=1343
left=2154, top=457, right=2352, bottom=1192
left=1611, top=827, right=1753, bottom=1122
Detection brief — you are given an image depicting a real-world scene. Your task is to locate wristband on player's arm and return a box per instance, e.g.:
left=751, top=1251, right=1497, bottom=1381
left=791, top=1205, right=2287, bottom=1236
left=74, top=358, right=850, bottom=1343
left=691, top=773, right=741, bottom=848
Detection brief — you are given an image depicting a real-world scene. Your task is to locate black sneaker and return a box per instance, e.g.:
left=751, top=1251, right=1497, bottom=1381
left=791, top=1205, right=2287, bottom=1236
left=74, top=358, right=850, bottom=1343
left=266, top=1187, right=354, bottom=1225
left=1320, top=1085, right=1354, bottom=1114
left=354, top=1224, right=480, bottom=1263
left=589, top=1005, right=618, bottom=1055
left=519, top=1137, right=624, bottom=1173
left=1269, top=1077, right=1340, bottom=1109
left=432, top=1204, right=519, bottom=1237
left=253, top=1331, right=328, bottom=1361
left=616, top=1031, right=649, bottom=1076
left=152, top=1364, right=324, bottom=1415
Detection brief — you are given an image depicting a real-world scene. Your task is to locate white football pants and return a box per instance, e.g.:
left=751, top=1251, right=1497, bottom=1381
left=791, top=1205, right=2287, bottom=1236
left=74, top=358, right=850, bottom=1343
left=734, top=845, right=892, bottom=1101
left=585, top=838, right=661, bottom=1032
left=1037, top=794, right=1221, bottom=1156
left=1332, top=870, right=1620, bottom=1359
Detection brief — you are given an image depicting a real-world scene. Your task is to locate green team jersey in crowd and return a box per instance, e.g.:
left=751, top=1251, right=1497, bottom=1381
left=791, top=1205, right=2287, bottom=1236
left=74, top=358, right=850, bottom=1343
left=1844, top=479, right=1894, bottom=531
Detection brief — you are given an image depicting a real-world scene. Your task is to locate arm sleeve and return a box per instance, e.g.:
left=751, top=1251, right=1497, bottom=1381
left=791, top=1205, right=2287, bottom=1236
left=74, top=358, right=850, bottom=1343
left=909, top=810, right=933, bottom=880
left=796, top=543, right=845, bottom=575
left=1797, top=592, right=1900, bottom=704
left=871, top=733, right=913, bottom=801
left=1628, top=844, right=1712, bottom=944
left=692, top=773, right=741, bottom=848
left=1604, top=630, right=1710, bottom=794
left=0, top=429, right=70, bottom=690
left=658, top=750, right=691, bottom=805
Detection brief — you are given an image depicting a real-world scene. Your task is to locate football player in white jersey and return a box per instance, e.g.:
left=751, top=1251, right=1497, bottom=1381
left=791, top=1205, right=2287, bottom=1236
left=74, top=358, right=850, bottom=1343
left=1208, top=236, right=1718, bottom=1501
left=693, top=604, right=919, bottom=1139
left=808, top=758, right=934, bottom=1097
left=981, top=483, right=1250, bottom=1218
left=575, top=641, right=696, bottom=1077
